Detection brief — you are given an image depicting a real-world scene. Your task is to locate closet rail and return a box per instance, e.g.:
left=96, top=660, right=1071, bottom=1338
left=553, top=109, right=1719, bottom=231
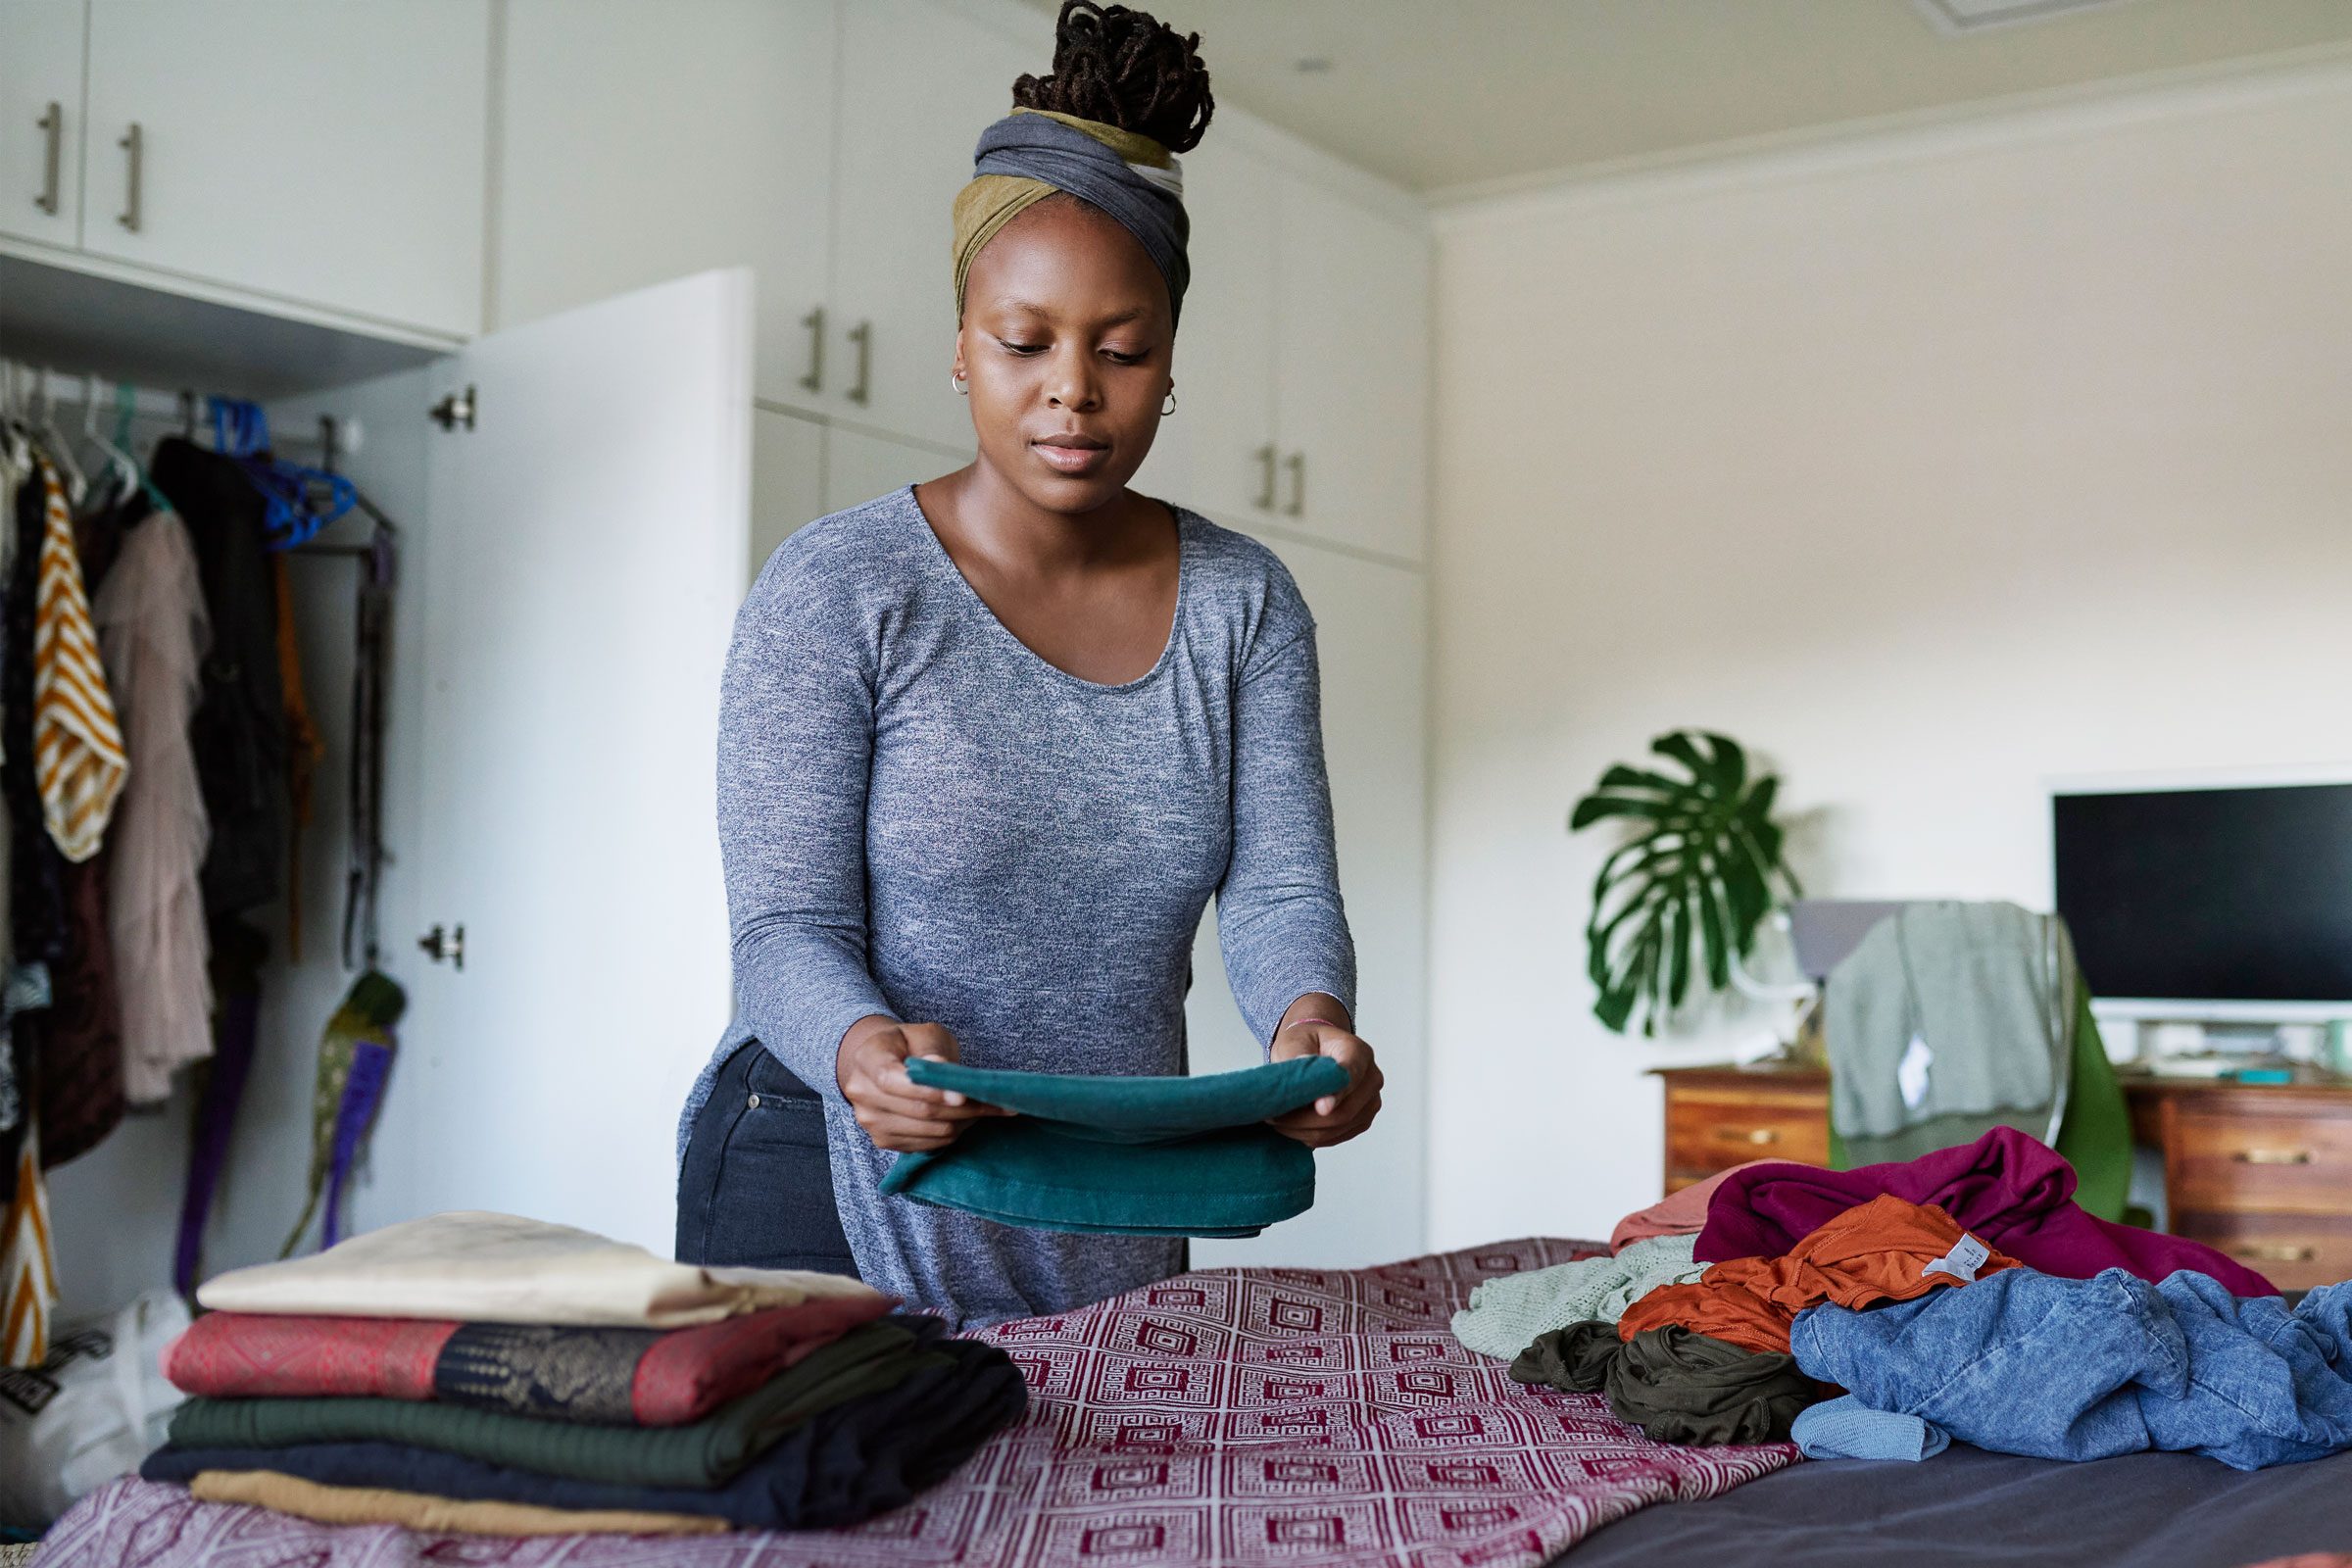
left=0, top=358, right=362, bottom=458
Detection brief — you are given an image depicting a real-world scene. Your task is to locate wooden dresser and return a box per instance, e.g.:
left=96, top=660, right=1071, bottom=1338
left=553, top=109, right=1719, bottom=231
left=1652, top=1062, right=2352, bottom=1292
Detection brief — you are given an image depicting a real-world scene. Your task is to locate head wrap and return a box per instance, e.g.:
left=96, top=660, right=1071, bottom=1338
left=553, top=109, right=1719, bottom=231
left=953, top=107, right=1190, bottom=326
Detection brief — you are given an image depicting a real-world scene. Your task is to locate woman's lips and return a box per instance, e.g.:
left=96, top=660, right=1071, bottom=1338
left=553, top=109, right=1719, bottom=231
left=1032, top=439, right=1110, bottom=475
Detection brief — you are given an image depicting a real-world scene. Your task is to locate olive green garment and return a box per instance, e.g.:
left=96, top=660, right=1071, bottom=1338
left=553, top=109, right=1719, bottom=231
left=1511, top=1321, right=1821, bottom=1446
left=880, top=1055, right=1349, bottom=1238
left=167, top=1322, right=918, bottom=1489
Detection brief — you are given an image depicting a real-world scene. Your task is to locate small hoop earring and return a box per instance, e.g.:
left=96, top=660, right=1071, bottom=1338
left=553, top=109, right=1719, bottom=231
left=1160, top=387, right=1177, bottom=416
left=951, top=370, right=968, bottom=395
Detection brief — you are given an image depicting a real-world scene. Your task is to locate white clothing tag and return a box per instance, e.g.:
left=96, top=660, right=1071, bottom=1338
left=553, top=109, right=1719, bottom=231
left=1924, top=1233, right=1991, bottom=1284
left=1898, top=1033, right=1934, bottom=1110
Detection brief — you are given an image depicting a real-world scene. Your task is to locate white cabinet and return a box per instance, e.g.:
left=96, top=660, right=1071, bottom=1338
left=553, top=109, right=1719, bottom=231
left=822, top=423, right=959, bottom=517
left=0, top=0, right=85, bottom=250
left=497, top=0, right=837, bottom=410
left=1190, top=543, right=1427, bottom=1270
left=829, top=1, right=1035, bottom=450
left=1130, top=138, right=1279, bottom=525
left=76, top=0, right=488, bottom=338
left=1275, top=181, right=1432, bottom=564
left=750, top=407, right=827, bottom=577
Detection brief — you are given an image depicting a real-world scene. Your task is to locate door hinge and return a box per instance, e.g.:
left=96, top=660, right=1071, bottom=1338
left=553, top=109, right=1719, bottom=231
left=429, top=384, right=476, bottom=432
left=417, top=922, right=466, bottom=970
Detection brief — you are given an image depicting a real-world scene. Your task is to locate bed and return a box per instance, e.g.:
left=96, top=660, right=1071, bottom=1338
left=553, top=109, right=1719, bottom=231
left=35, top=1239, right=2352, bottom=1566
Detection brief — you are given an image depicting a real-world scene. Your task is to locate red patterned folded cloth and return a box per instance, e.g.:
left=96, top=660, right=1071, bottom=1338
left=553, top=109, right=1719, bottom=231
left=162, top=1293, right=900, bottom=1426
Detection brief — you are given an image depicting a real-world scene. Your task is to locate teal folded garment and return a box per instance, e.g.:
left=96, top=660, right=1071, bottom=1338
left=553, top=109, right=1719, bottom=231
left=877, top=1055, right=1349, bottom=1237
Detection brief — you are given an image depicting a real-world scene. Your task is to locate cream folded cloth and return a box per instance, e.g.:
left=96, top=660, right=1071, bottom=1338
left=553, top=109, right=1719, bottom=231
left=192, top=1470, right=726, bottom=1537
left=197, top=1211, right=882, bottom=1328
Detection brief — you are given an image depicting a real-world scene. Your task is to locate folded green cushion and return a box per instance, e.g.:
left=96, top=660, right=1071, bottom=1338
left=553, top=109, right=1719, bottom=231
left=877, top=1056, right=1348, bottom=1238
left=167, top=1321, right=918, bottom=1489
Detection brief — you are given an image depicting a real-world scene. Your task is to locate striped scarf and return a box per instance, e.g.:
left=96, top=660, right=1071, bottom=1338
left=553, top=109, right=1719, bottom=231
left=30, top=461, right=125, bottom=861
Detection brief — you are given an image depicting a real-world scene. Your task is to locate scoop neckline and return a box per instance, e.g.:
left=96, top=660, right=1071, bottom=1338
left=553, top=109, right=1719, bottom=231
left=898, top=483, right=1192, bottom=694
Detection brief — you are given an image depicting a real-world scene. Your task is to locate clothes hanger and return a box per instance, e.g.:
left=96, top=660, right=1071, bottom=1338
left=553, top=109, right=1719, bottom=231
left=209, top=395, right=356, bottom=550
left=29, top=367, right=90, bottom=506
left=111, top=381, right=174, bottom=514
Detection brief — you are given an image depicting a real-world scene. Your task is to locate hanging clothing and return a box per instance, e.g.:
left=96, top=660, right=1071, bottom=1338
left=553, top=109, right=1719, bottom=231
left=271, top=555, right=323, bottom=960
left=91, top=510, right=214, bottom=1105
left=0, top=1119, right=56, bottom=1367
left=32, top=857, right=123, bottom=1167
left=29, top=462, right=126, bottom=863
left=172, top=917, right=266, bottom=1298
left=278, top=972, right=405, bottom=1256
left=149, top=439, right=287, bottom=918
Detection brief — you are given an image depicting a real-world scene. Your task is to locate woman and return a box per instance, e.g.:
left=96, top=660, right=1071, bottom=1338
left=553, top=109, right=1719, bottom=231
left=675, top=1, right=1380, bottom=1328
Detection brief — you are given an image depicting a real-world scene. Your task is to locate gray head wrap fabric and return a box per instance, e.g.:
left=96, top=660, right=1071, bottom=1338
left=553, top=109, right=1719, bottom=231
left=956, top=108, right=1190, bottom=324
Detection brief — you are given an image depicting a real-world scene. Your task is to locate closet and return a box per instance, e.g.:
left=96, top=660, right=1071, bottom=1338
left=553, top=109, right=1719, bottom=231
left=9, top=268, right=752, bottom=1318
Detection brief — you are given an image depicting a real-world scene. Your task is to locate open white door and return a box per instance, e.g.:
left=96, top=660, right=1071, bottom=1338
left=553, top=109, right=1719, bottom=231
left=371, top=269, right=753, bottom=1252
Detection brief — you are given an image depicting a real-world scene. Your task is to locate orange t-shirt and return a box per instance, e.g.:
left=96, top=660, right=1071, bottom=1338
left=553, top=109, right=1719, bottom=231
left=1616, top=1193, right=2019, bottom=1355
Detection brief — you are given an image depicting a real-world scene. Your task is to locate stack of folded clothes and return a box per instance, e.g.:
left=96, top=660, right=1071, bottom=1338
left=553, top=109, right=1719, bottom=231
left=136, top=1211, right=1028, bottom=1536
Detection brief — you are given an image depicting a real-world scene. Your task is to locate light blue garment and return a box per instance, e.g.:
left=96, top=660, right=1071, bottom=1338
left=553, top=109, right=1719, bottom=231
left=1791, top=1396, right=1950, bottom=1461
left=679, top=487, right=1355, bottom=1327
left=1793, top=1267, right=2352, bottom=1470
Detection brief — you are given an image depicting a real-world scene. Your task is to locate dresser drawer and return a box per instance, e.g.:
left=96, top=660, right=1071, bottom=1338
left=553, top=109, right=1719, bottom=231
left=2171, top=1211, right=2352, bottom=1295
left=1664, top=1087, right=1829, bottom=1186
left=2167, top=1102, right=2352, bottom=1216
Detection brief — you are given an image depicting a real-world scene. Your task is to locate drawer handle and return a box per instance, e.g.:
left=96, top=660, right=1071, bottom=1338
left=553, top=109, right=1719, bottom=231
left=1713, top=1127, right=1780, bottom=1146
left=2231, top=1149, right=2314, bottom=1165
left=2230, top=1244, right=2318, bottom=1263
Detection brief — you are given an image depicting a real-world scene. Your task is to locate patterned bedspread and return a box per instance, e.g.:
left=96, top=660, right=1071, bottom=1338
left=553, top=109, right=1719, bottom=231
left=34, top=1239, right=1797, bottom=1567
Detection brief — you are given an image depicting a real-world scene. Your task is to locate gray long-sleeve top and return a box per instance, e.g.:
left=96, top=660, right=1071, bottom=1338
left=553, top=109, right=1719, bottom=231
left=678, top=486, right=1355, bottom=1326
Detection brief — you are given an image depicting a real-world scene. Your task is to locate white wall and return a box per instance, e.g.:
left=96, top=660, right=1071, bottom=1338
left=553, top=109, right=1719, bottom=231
left=1426, top=63, right=2352, bottom=1250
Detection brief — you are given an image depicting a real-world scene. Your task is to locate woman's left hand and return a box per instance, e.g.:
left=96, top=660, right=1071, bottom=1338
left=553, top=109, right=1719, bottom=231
left=1266, top=1016, right=1382, bottom=1148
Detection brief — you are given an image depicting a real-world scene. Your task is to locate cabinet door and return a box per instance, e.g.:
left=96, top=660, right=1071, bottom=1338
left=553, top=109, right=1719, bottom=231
left=498, top=0, right=836, bottom=412
left=379, top=268, right=753, bottom=1250
left=1191, top=542, right=1427, bottom=1270
left=82, top=0, right=488, bottom=337
left=830, top=1, right=1037, bottom=451
left=0, top=0, right=84, bottom=249
left=750, top=406, right=826, bottom=580
left=1130, top=138, right=1279, bottom=527
left=1274, top=180, right=1431, bottom=563
left=823, top=424, right=962, bottom=517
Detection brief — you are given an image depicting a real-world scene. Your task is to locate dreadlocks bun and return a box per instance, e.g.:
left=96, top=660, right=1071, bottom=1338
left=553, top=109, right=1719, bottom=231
left=1012, top=1, right=1214, bottom=154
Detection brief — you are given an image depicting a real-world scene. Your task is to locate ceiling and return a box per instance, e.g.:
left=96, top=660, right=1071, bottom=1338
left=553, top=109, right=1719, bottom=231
left=1018, top=0, right=2352, bottom=197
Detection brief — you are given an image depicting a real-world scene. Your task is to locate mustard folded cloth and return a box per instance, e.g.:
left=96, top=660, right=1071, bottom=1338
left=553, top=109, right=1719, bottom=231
left=191, top=1469, right=726, bottom=1537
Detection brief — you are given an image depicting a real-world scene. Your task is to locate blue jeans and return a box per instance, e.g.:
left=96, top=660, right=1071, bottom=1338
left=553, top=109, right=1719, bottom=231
left=1793, top=1266, right=2352, bottom=1469
left=673, top=1041, right=858, bottom=1276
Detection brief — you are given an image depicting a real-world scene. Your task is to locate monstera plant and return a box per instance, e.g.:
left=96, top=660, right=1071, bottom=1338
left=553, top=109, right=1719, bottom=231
left=1570, top=730, right=1801, bottom=1036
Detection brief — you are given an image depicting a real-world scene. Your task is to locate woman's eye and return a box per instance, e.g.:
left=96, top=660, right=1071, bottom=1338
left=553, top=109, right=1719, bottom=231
left=1000, top=340, right=1046, bottom=355
left=1104, top=350, right=1146, bottom=366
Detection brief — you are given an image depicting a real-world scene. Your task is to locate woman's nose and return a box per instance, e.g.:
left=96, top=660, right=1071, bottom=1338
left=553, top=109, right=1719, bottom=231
left=1045, top=348, right=1100, bottom=411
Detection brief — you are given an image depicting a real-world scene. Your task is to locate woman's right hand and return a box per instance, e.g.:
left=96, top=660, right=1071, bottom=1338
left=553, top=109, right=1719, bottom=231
left=835, top=1016, right=1012, bottom=1152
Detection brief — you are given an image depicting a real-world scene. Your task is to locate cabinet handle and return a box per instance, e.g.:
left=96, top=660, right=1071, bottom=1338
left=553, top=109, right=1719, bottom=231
left=1713, top=1126, right=1781, bottom=1145
left=1283, top=452, right=1305, bottom=517
left=34, top=103, right=63, bottom=216
left=2231, top=1149, right=2314, bottom=1165
left=1253, top=444, right=1277, bottom=510
left=2230, top=1243, right=2317, bottom=1263
left=798, top=306, right=824, bottom=394
left=846, top=319, right=872, bottom=406
left=117, top=122, right=142, bottom=232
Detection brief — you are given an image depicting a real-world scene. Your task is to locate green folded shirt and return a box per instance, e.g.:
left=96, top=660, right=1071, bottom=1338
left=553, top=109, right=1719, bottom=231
left=877, top=1055, right=1349, bottom=1237
left=167, top=1322, right=916, bottom=1489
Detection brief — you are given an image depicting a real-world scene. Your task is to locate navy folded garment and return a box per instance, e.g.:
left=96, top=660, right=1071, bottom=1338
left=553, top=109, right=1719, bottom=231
left=143, top=1336, right=1028, bottom=1532
left=878, top=1055, right=1349, bottom=1237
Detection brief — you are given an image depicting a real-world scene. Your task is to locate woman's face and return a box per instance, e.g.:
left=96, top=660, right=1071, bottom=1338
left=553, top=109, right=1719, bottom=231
left=956, top=195, right=1175, bottom=516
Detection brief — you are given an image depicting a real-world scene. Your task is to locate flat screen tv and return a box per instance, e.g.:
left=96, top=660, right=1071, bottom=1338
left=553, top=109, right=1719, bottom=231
left=2052, top=774, right=2352, bottom=1020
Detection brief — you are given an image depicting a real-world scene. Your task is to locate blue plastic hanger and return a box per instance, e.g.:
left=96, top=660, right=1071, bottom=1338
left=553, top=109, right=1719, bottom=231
left=209, top=396, right=356, bottom=551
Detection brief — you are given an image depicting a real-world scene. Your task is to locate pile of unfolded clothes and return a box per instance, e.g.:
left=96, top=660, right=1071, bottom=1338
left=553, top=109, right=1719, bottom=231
left=136, top=1211, right=1027, bottom=1535
left=1461, top=1127, right=2352, bottom=1471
